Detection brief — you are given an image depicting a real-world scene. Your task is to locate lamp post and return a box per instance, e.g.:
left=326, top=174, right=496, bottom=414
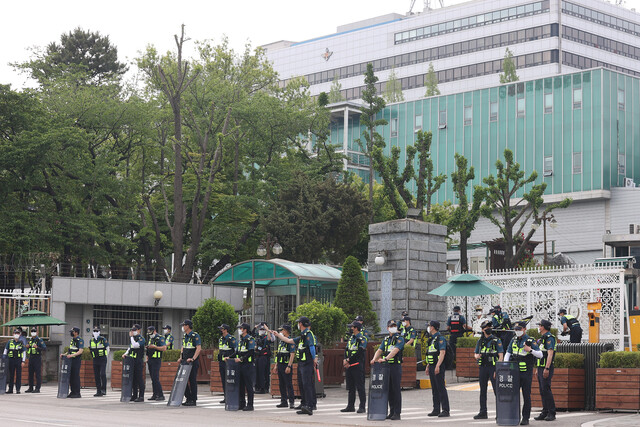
left=257, top=233, right=283, bottom=260
left=532, top=213, right=558, bottom=265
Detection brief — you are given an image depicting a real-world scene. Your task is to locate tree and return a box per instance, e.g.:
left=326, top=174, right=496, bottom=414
left=424, top=63, right=440, bottom=97
left=499, top=48, right=519, bottom=84
left=415, top=130, right=446, bottom=215
left=334, top=256, right=378, bottom=332
left=480, top=149, right=572, bottom=269
left=288, top=300, right=348, bottom=347
left=384, top=67, right=404, bottom=103
left=356, top=63, right=387, bottom=205
left=449, top=154, right=485, bottom=273
left=328, top=75, right=343, bottom=104
left=318, top=91, right=329, bottom=107
left=192, top=298, right=239, bottom=348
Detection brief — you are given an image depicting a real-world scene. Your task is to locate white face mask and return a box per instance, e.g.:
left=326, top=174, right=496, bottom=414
left=298, top=324, right=302, bottom=331
left=182, top=327, right=187, bottom=333
left=132, top=331, right=138, bottom=336
left=163, top=329, right=169, bottom=334
left=259, top=330, right=266, bottom=336
left=31, top=332, right=37, bottom=337
left=538, top=327, right=543, bottom=334
left=14, top=334, right=20, bottom=340
left=402, top=321, right=408, bottom=326
left=515, top=330, right=524, bottom=337
left=93, top=332, right=100, bottom=338
left=476, top=311, right=483, bottom=317
left=388, top=327, right=398, bottom=334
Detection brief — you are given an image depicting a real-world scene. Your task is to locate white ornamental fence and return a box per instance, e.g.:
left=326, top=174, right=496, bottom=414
left=446, top=264, right=628, bottom=350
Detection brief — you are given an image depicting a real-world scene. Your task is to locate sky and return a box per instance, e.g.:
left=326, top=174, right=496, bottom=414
left=2, top=0, right=639, bottom=89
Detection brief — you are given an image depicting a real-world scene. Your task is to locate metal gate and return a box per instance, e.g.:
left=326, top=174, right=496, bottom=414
left=0, top=289, right=51, bottom=338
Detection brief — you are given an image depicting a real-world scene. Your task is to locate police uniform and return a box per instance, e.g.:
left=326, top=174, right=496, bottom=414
left=535, top=324, right=557, bottom=421
left=89, top=331, right=109, bottom=396
left=379, top=329, right=404, bottom=419
left=4, top=335, right=25, bottom=393
left=343, top=325, right=367, bottom=412
left=474, top=328, right=504, bottom=418
left=402, top=324, right=417, bottom=347
left=217, top=327, right=237, bottom=402
left=559, top=312, right=582, bottom=343
left=147, top=329, right=166, bottom=400
left=26, top=330, right=46, bottom=393
left=294, top=319, right=317, bottom=415
left=67, top=331, right=84, bottom=397
left=505, top=329, right=542, bottom=424
left=181, top=326, right=202, bottom=405
left=446, top=310, right=466, bottom=359
left=255, top=325, right=272, bottom=393
left=426, top=325, right=450, bottom=416
left=237, top=327, right=256, bottom=410
left=164, top=325, right=174, bottom=350
left=126, top=327, right=146, bottom=401
left=275, top=326, right=296, bottom=408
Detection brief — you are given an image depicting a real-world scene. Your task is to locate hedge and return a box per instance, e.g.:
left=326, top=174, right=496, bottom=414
left=526, top=328, right=559, bottom=340
left=456, top=336, right=479, bottom=348
left=554, top=352, right=584, bottom=369
left=599, top=351, right=640, bottom=368
left=112, top=350, right=126, bottom=361
left=63, top=346, right=93, bottom=361
left=402, top=343, right=417, bottom=358
left=162, top=349, right=182, bottom=362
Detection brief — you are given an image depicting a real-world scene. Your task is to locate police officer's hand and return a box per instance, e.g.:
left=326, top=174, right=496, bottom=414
left=272, top=365, right=277, bottom=374
left=543, top=368, right=550, bottom=379
left=435, top=365, right=440, bottom=375
left=474, top=353, right=481, bottom=360
left=234, top=357, right=241, bottom=362
left=66, top=354, right=73, bottom=359
left=177, top=357, right=181, bottom=363
left=122, top=354, right=127, bottom=358
left=314, top=358, right=318, bottom=368
left=523, top=343, right=532, bottom=352
left=371, top=358, right=378, bottom=364
left=21, top=361, right=25, bottom=367
left=285, top=366, right=291, bottom=374
left=343, top=359, right=349, bottom=368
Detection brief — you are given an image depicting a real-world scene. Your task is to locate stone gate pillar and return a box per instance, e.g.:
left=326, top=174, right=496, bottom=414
left=368, top=219, right=447, bottom=331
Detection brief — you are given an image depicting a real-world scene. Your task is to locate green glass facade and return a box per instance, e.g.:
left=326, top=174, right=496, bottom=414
left=333, top=68, right=639, bottom=204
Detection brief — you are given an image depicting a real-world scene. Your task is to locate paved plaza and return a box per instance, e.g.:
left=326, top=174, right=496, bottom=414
left=1, top=371, right=638, bottom=427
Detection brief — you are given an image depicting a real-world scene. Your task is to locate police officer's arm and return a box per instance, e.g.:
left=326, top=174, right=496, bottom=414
left=40, top=338, right=47, bottom=351
left=407, top=329, right=416, bottom=346
left=473, top=338, right=482, bottom=360
left=543, top=337, right=554, bottom=371
left=154, top=336, right=167, bottom=352
left=524, top=340, right=543, bottom=359
left=267, top=327, right=294, bottom=344
left=503, top=338, right=514, bottom=361
left=435, top=337, right=445, bottom=372
left=371, top=347, right=384, bottom=364
left=497, top=340, right=504, bottom=362
left=561, top=317, right=569, bottom=332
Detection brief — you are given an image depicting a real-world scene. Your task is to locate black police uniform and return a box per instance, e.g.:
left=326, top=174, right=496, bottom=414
left=237, top=333, right=256, bottom=410
left=446, top=312, right=465, bottom=359
left=426, top=331, right=450, bottom=415
left=255, top=332, right=272, bottom=393
left=147, top=333, right=166, bottom=399
left=5, top=339, right=25, bottom=393
left=474, top=332, right=504, bottom=415
left=182, top=330, right=201, bottom=404
left=561, top=314, right=583, bottom=343
left=218, top=333, right=237, bottom=398
left=128, top=334, right=146, bottom=401
left=506, top=333, right=541, bottom=423
left=68, top=335, right=84, bottom=397
left=89, top=334, right=109, bottom=395
left=165, top=330, right=174, bottom=350
left=276, top=338, right=296, bottom=407
left=27, top=334, right=46, bottom=392
left=344, top=331, right=367, bottom=411
left=296, top=328, right=317, bottom=413
left=380, top=332, right=404, bottom=418
left=536, top=331, right=557, bottom=419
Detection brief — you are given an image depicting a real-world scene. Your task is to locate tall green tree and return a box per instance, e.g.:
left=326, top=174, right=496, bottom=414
left=480, top=149, right=572, bottom=269
left=384, top=67, right=404, bottom=103
left=424, top=62, right=440, bottom=97
left=328, top=75, right=343, bottom=103
left=333, top=256, right=378, bottom=332
left=415, top=130, right=446, bottom=215
left=499, top=48, right=519, bottom=84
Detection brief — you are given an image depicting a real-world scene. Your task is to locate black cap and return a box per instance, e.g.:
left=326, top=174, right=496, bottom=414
left=31, top=327, right=37, bottom=332
left=131, top=324, right=141, bottom=331
left=296, top=316, right=311, bottom=327
left=163, top=325, right=171, bottom=330
left=481, top=320, right=493, bottom=329
left=258, top=322, right=268, bottom=330
left=16, top=326, right=23, bottom=331
left=401, top=311, right=409, bottom=317
left=402, top=315, right=411, bottom=321
left=494, top=305, right=502, bottom=310
left=348, top=321, right=363, bottom=330
left=279, top=324, right=292, bottom=333
left=453, top=305, right=461, bottom=311
left=180, top=319, right=193, bottom=327
left=537, top=319, right=552, bottom=329
left=387, top=320, right=397, bottom=327
left=488, top=308, right=496, bottom=314
left=93, top=326, right=100, bottom=332
left=147, top=325, right=156, bottom=332
left=238, top=322, right=251, bottom=331
left=218, top=324, right=230, bottom=331
left=513, top=321, right=527, bottom=330
left=13, top=328, right=21, bottom=334
left=557, top=308, right=567, bottom=315
left=428, top=320, right=440, bottom=330
left=70, top=327, right=80, bottom=333
left=355, top=315, right=364, bottom=322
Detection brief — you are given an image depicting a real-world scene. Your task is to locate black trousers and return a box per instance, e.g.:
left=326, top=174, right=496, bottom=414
left=345, top=363, right=366, bottom=409
left=537, top=367, right=555, bottom=416
left=519, top=369, right=533, bottom=420
left=238, top=362, right=255, bottom=407
left=7, top=358, right=22, bottom=392
left=69, top=357, right=81, bottom=395
left=184, top=359, right=199, bottom=402
left=478, top=365, right=496, bottom=413
left=28, top=355, right=42, bottom=390
left=219, top=360, right=226, bottom=394
left=131, top=360, right=145, bottom=399
left=570, top=328, right=583, bottom=343
left=299, top=361, right=315, bottom=410
left=256, top=355, right=269, bottom=391
left=428, top=364, right=449, bottom=413
left=277, top=363, right=294, bottom=404
left=148, top=358, right=162, bottom=397
left=92, top=357, right=107, bottom=394
left=449, top=333, right=462, bottom=360
left=388, top=363, right=402, bottom=416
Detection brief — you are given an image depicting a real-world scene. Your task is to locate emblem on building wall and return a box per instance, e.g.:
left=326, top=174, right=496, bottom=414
left=321, top=48, right=333, bottom=61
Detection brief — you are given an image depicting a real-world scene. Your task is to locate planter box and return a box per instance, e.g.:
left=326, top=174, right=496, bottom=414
left=270, top=363, right=301, bottom=399
left=197, top=349, right=215, bottom=383
left=401, top=357, right=417, bottom=389
left=159, top=361, right=180, bottom=391
left=531, top=368, right=585, bottom=410
left=456, top=348, right=479, bottom=378
left=323, top=348, right=344, bottom=385
left=80, top=361, right=96, bottom=388
left=596, top=368, right=640, bottom=410
left=110, top=360, right=146, bottom=390
left=210, top=361, right=223, bottom=393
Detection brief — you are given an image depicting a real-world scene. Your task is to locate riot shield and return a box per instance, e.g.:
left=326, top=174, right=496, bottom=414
left=496, top=361, right=521, bottom=426
left=120, top=356, right=134, bottom=402
left=0, top=358, right=7, bottom=395
left=224, top=359, right=240, bottom=411
left=57, top=357, right=71, bottom=398
left=367, top=362, right=390, bottom=421
left=167, top=363, right=192, bottom=407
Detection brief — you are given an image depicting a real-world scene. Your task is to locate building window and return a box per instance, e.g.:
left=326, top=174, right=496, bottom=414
left=464, top=105, right=472, bottom=126
left=93, top=305, right=164, bottom=347
left=439, top=110, right=447, bottom=128
left=544, top=156, right=553, bottom=176
left=618, top=152, right=626, bottom=175
left=490, top=101, right=498, bottom=121
left=517, top=97, right=526, bottom=117
left=415, top=114, right=422, bottom=130
left=572, top=152, right=582, bottom=174
left=391, top=118, right=398, bottom=137
left=618, top=88, right=625, bottom=110
left=573, top=87, right=582, bottom=109
left=544, top=92, right=553, bottom=113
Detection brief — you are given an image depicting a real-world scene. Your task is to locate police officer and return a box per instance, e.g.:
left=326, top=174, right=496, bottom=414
left=89, top=326, right=109, bottom=397
left=123, top=324, right=146, bottom=402
left=255, top=322, right=273, bottom=394
left=425, top=320, right=450, bottom=417
left=491, top=305, right=511, bottom=329
left=534, top=319, right=557, bottom=422
left=504, top=321, right=543, bottom=425
left=179, top=319, right=201, bottom=406
left=25, top=327, right=46, bottom=393
left=446, top=306, right=469, bottom=360
left=342, top=320, right=367, bottom=413
left=61, top=326, right=84, bottom=398
left=473, top=320, right=504, bottom=419
left=371, top=320, right=404, bottom=420
left=397, top=311, right=409, bottom=335
left=3, top=329, right=26, bottom=393
left=235, top=322, right=256, bottom=411
left=267, top=316, right=317, bottom=416
left=217, top=323, right=237, bottom=404
left=472, top=305, right=488, bottom=337
left=163, top=325, right=174, bottom=350
left=558, top=309, right=582, bottom=343
left=146, top=326, right=166, bottom=401
left=273, top=324, right=295, bottom=409
left=355, top=315, right=372, bottom=341
left=401, top=316, right=416, bottom=347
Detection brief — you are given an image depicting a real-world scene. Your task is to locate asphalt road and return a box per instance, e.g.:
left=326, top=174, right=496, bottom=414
left=0, top=371, right=638, bottom=427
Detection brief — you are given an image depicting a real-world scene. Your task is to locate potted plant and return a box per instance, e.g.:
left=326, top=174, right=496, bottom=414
left=455, top=336, right=480, bottom=378
left=159, top=349, right=183, bottom=391
left=531, top=352, right=585, bottom=410
left=110, top=350, right=126, bottom=390
left=596, top=351, right=640, bottom=410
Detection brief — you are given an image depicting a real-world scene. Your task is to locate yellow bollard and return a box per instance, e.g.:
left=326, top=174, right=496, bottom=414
left=587, top=301, right=602, bottom=343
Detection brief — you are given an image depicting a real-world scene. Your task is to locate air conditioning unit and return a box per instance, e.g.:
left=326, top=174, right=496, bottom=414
left=630, top=223, right=640, bottom=234
left=624, top=177, right=635, bottom=187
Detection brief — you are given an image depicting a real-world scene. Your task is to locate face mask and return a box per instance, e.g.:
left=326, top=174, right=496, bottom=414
left=402, top=321, right=408, bottom=326
left=93, top=332, right=100, bottom=338
left=484, top=328, right=493, bottom=335
left=14, top=334, right=20, bottom=340
left=515, top=330, right=524, bottom=337
left=132, top=331, right=138, bottom=336
left=259, top=330, right=266, bottom=336
left=163, top=329, right=169, bottom=334
left=70, top=332, right=75, bottom=337
left=182, top=327, right=187, bottom=333
left=31, top=332, right=37, bottom=337
left=538, top=327, right=543, bottom=334
left=298, top=324, right=302, bottom=331
left=388, top=327, right=398, bottom=334
left=476, top=311, right=483, bottom=316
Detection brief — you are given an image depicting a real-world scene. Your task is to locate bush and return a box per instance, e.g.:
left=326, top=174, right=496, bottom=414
left=288, top=300, right=348, bottom=348
left=402, top=343, right=417, bottom=358
left=526, top=328, right=559, bottom=340
left=554, top=353, right=584, bottom=369
left=63, top=346, right=93, bottom=361
left=599, top=351, right=640, bottom=368
left=192, top=297, right=239, bottom=349
left=112, top=350, right=126, bottom=361
left=456, top=336, right=479, bottom=348
left=162, top=349, right=182, bottom=362
left=334, top=256, right=379, bottom=332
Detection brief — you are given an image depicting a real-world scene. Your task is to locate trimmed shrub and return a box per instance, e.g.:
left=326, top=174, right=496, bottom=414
left=334, top=256, right=379, bottom=332
left=63, top=346, right=93, bottom=361
left=599, top=351, right=640, bottom=368
left=456, top=336, right=479, bottom=348
left=192, top=297, right=239, bottom=349
left=112, top=350, right=126, bottom=361
left=526, top=328, right=559, bottom=340
left=289, top=300, right=348, bottom=347
left=554, top=352, right=584, bottom=369
left=162, top=349, right=182, bottom=362
left=402, top=343, right=417, bottom=358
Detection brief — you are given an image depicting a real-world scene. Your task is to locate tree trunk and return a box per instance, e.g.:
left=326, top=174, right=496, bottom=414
left=460, top=232, right=469, bottom=273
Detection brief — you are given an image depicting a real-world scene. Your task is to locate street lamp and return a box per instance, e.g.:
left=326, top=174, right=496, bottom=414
left=257, top=233, right=283, bottom=260
left=533, top=213, right=558, bottom=265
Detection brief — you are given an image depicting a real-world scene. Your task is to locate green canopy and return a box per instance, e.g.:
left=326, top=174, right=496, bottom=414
left=1, top=309, right=67, bottom=327
left=428, top=273, right=503, bottom=297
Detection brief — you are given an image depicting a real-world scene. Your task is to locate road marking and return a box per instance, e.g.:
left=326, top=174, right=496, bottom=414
left=7, top=419, right=71, bottom=427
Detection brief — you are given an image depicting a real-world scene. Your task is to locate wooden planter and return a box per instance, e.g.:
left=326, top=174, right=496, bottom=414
left=401, top=357, right=417, bottom=389
left=531, top=368, right=585, bottom=409
left=80, top=361, right=96, bottom=388
left=110, top=360, right=146, bottom=390
left=210, top=361, right=223, bottom=393
left=596, top=368, right=640, bottom=410
left=159, top=361, right=180, bottom=391
left=323, top=349, right=344, bottom=385
left=456, top=348, right=479, bottom=378
left=197, top=349, right=215, bottom=383
left=270, top=363, right=301, bottom=399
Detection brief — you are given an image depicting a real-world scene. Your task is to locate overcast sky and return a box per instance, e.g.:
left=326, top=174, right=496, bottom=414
left=2, top=0, right=639, bottom=89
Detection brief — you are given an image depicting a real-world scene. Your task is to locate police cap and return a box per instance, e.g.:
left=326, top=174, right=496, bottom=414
left=355, top=315, right=364, bottom=322
left=31, top=327, right=37, bottom=332
left=387, top=320, right=397, bottom=327
left=513, top=321, right=527, bottom=330
left=238, top=322, right=251, bottom=331
left=453, top=305, right=461, bottom=311
left=93, top=326, right=100, bottom=332
left=557, top=308, right=567, bottom=315
left=480, top=320, right=493, bottom=329
left=401, top=311, right=409, bottom=317
left=348, top=321, right=362, bottom=330
left=13, top=328, right=21, bottom=334
left=279, top=324, right=292, bottom=333
left=163, top=325, right=172, bottom=330
left=69, top=327, right=80, bottom=333
left=537, top=319, right=552, bottom=330
left=180, top=319, right=193, bottom=327
left=147, top=325, right=156, bottom=332
left=218, top=324, right=230, bottom=331
left=428, top=320, right=440, bottom=330
left=130, top=324, right=141, bottom=331
left=295, top=316, right=311, bottom=327
left=402, top=315, right=411, bottom=322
